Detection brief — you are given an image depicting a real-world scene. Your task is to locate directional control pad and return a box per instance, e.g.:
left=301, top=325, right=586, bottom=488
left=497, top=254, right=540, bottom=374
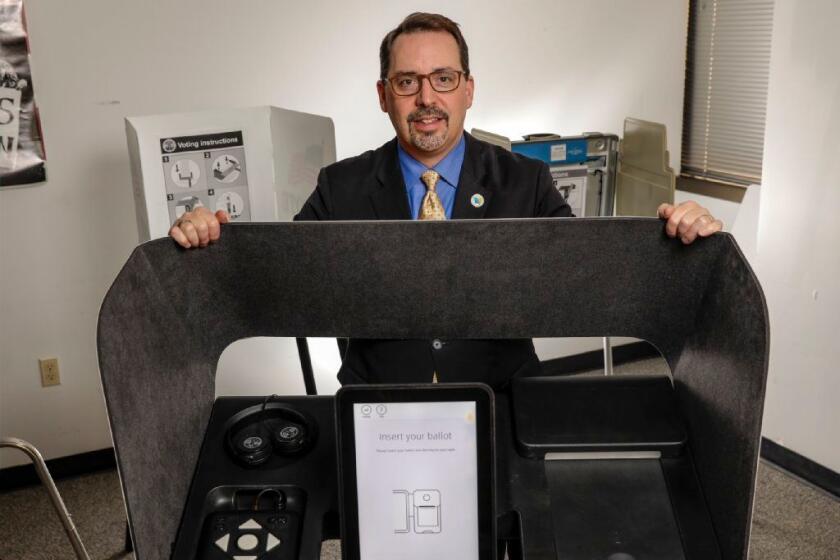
left=199, top=485, right=306, bottom=560
left=208, top=514, right=288, bottom=560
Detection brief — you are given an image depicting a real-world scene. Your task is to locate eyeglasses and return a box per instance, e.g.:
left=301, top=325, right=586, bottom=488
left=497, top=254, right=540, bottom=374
left=385, top=70, right=466, bottom=96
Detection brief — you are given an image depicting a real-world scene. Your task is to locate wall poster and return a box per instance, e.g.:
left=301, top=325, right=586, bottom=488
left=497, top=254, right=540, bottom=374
left=0, top=0, right=46, bottom=187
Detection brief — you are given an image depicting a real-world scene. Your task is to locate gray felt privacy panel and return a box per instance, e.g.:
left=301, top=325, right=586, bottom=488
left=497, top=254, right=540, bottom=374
left=97, top=218, right=768, bottom=559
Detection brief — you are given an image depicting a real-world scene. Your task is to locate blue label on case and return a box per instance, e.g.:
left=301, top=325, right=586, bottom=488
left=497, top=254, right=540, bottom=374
left=512, top=139, right=589, bottom=164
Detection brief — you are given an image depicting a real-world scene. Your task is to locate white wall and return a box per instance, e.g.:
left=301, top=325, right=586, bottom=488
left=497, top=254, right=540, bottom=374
left=0, top=0, right=689, bottom=468
left=756, top=0, right=840, bottom=473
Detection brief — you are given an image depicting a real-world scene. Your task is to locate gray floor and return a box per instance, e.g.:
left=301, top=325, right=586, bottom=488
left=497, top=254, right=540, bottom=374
left=1, top=358, right=838, bottom=559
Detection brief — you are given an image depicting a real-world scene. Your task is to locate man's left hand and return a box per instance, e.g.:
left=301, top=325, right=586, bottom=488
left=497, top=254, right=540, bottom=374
left=657, top=201, right=723, bottom=245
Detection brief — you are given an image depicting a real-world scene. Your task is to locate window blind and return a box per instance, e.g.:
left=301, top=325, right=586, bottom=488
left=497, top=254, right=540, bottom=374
left=681, top=0, right=774, bottom=185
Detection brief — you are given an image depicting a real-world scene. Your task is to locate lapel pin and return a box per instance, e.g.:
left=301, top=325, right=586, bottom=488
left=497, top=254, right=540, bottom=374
left=470, top=193, right=485, bottom=208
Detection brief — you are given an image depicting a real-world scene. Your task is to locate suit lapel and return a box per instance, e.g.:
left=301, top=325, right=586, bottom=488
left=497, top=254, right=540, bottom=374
left=452, top=133, right=493, bottom=219
left=371, top=139, right=412, bottom=220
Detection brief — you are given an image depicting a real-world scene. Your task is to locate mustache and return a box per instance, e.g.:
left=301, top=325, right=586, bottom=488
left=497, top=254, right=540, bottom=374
left=407, top=107, right=449, bottom=122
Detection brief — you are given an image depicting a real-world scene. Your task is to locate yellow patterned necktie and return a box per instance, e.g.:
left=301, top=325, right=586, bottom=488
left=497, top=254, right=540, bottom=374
left=419, top=170, right=447, bottom=220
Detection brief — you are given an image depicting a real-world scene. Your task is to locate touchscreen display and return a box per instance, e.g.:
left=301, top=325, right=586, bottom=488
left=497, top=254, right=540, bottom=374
left=353, top=401, right=479, bottom=560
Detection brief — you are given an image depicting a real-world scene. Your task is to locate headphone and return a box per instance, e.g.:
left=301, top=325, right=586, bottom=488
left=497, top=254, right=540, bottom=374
left=226, top=395, right=315, bottom=467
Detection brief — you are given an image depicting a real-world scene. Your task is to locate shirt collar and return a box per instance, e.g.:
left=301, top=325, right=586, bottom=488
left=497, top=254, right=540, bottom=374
left=396, top=132, right=466, bottom=188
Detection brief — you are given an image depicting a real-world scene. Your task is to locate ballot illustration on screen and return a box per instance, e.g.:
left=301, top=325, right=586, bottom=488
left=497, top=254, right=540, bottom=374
left=392, top=489, right=442, bottom=534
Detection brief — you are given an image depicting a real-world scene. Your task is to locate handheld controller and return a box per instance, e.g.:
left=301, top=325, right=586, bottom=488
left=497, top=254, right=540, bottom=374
left=199, top=488, right=304, bottom=560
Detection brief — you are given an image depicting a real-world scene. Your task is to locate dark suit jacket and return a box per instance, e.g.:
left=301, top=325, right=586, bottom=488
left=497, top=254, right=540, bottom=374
left=295, top=132, right=571, bottom=388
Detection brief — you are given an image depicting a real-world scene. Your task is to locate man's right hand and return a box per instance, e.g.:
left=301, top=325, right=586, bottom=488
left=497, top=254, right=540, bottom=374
left=169, top=207, right=230, bottom=249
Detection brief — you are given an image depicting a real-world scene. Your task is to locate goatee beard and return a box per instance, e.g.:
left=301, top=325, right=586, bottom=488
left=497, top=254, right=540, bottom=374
left=407, top=107, right=449, bottom=152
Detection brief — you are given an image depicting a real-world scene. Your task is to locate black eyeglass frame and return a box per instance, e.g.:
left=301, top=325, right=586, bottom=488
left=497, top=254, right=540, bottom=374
left=383, top=70, right=468, bottom=96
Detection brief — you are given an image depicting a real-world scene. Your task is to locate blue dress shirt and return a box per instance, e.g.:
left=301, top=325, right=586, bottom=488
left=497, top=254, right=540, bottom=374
left=397, top=133, right=466, bottom=219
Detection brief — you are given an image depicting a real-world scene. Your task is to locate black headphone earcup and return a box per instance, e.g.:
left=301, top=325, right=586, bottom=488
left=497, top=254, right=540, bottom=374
left=271, top=420, right=308, bottom=455
left=230, top=430, right=273, bottom=466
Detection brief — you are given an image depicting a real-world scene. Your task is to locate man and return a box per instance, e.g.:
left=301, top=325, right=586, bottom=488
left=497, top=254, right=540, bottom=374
left=169, top=13, right=722, bottom=387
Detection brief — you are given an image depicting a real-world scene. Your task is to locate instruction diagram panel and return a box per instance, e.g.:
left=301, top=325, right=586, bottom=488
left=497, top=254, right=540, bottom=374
left=353, top=401, right=479, bottom=560
left=160, top=131, right=251, bottom=225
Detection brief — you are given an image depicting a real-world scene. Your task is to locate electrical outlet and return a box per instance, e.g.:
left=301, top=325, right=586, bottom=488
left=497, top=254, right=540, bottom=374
left=39, top=358, right=60, bottom=387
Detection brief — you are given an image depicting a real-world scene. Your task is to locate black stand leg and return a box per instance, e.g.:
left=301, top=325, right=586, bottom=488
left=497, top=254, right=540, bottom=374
left=125, top=521, right=133, bottom=552
left=296, top=337, right=318, bottom=395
